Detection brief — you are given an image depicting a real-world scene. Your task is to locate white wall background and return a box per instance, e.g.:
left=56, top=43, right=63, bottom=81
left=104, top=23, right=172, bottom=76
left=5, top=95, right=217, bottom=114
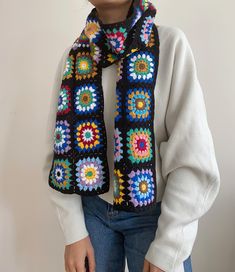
left=0, top=0, right=234, bottom=271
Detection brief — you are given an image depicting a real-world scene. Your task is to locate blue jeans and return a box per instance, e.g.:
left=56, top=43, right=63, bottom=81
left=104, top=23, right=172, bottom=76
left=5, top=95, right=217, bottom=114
left=81, top=195, right=192, bottom=272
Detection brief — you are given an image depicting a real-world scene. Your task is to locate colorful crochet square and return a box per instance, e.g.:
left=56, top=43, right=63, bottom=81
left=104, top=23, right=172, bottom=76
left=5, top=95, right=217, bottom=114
left=127, top=127, right=153, bottom=163
left=114, top=128, right=123, bottom=162
left=127, top=51, right=155, bottom=83
left=140, top=16, right=154, bottom=45
left=115, top=88, right=122, bottom=121
left=57, top=85, right=71, bottom=115
left=74, top=119, right=102, bottom=151
left=105, top=27, right=127, bottom=54
left=75, top=52, right=98, bottom=80
left=54, top=120, right=71, bottom=154
left=76, top=157, right=105, bottom=191
left=126, top=88, right=151, bottom=121
left=84, top=19, right=101, bottom=43
left=63, top=54, right=74, bottom=80
left=128, top=168, right=155, bottom=207
left=74, top=84, right=99, bottom=115
left=50, top=159, right=72, bottom=190
left=113, top=168, right=125, bottom=205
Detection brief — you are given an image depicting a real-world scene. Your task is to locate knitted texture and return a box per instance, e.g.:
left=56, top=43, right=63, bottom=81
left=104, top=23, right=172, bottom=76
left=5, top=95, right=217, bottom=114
left=48, top=0, right=160, bottom=212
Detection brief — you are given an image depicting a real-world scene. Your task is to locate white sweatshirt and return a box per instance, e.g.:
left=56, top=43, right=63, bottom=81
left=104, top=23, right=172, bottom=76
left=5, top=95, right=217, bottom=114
left=45, top=25, right=220, bottom=272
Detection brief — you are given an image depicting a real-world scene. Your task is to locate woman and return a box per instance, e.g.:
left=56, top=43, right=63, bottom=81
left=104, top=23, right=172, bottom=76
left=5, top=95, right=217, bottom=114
left=46, top=0, right=220, bottom=271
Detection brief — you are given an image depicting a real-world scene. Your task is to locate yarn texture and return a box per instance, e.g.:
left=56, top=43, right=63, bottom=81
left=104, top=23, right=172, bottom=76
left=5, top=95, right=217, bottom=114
left=48, top=0, right=160, bottom=212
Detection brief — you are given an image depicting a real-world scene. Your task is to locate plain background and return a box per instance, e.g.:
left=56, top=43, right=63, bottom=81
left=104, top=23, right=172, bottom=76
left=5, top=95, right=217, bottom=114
left=0, top=0, right=234, bottom=271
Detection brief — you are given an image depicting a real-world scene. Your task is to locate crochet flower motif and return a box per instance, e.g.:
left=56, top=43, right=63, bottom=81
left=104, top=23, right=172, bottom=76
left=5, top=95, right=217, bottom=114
left=84, top=19, right=101, bottom=43
left=74, top=84, right=99, bottom=114
left=140, top=16, right=154, bottom=45
left=127, top=127, right=153, bottom=163
left=74, top=119, right=102, bottom=151
left=113, top=168, right=125, bottom=205
left=90, top=43, right=101, bottom=63
left=57, top=85, right=71, bottom=115
left=128, top=168, right=155, bottom=207
left=54, top=120, right=71, bottom=154
left=115, top=88, right=122, bottom=121
left=50, top=159, right=72, bottom=190
left=105, top=27, right=127, bottom=54
left=127, top=51, right=155, bottom=83
left=76, top=157, right=105, bottom=191
left=114, top=128, right=123, bottom=162
left=75, top=52, right=98, bottom=80
left=63, top=54, right=74, bottom=80
left=126, top=88, right=151, bottom=121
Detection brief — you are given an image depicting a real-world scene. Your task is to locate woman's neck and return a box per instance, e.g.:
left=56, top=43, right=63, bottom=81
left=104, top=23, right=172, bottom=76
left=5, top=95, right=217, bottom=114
left=95, top=1, right=133, bottom=24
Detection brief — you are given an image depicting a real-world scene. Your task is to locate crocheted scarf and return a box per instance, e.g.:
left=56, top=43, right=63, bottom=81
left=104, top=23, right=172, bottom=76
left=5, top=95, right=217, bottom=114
left=48, top=0, right=160, bottom=212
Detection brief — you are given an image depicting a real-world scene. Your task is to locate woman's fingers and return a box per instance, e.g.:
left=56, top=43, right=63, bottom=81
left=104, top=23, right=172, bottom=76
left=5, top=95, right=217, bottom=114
left=87, top=247, right=96, bottom=272
left=64, top=236, right=95, bottom=272
left=65, top=257, right=86, bottom=272
left=65, top=261, right=78, bottom=272
left=143, top=259, right=150, bottom=272
left=75, top=262, right=86, bottom=272
left=65, top=262, right=86, bottom=272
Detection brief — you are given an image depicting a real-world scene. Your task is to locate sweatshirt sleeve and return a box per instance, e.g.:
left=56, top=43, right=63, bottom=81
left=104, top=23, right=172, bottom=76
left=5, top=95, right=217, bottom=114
left=45, top=47, right=89, bottom=245
left=145, top=28, right=221, bottom=272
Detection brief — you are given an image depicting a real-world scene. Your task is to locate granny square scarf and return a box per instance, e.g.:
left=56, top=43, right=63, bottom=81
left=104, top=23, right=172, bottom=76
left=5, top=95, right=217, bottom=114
left=48, top=0, right=160, bottom=212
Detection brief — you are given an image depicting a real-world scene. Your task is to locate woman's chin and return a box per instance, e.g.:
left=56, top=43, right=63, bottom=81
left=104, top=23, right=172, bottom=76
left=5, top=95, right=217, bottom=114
left=89, top=0, right=132, bottom=8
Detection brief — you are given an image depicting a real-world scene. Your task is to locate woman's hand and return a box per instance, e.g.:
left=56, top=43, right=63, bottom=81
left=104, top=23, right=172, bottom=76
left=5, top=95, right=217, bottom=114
left=64, top=235, right=95, bottom=272
left=143, top=259, right=165, bottom=272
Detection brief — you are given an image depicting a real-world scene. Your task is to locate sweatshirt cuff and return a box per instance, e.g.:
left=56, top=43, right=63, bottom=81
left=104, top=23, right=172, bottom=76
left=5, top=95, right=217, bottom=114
left=145, top=243, right=182, bottom=272
left=48, top=187, right=89, bottom=246
left=145, top=219, right=198, bottom=272
left=55, top=204, right=89, bottom=245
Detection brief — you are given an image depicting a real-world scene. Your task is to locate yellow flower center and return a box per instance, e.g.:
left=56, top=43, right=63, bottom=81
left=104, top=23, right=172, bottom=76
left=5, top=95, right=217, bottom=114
left=79, top=60, right=89, bottom=70
left=136, top=60, right=148, bottom=72
left=139, top=181, right=148, bottom=193
left=81, top=93, right=90, bottom=104
left=85, top=167, right=96, bottom=181
left=136, top=99, right=145, bottom=110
